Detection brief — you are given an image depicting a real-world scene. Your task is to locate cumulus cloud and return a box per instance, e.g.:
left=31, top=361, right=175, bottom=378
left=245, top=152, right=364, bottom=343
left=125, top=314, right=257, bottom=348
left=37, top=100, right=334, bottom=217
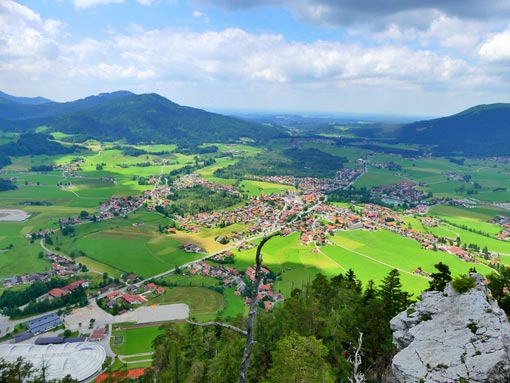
left=1, top=0, right=508, bottom=111
left=479, top=29, right=510, bottom=62
left=0, top=0, right=62, bottom=60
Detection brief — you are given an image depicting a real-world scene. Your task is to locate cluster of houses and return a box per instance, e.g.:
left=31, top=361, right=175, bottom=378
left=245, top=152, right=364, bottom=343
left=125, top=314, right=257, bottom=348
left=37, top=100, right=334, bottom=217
left=2, top=253, right=82, bottom=288
left=48, top=279, right=89, bottom=299
left=246, top=167, right=364, bottom=194
left=371, top=161, right=402, bottom=171
left=371, top=182, right=429, bottom=206
left=2, top=272, right=51, bottom=288
left=442, top=171, right=468, bottom=181
left=25, top=228, right=54, bottom=239
left=177, top=193, right=289, bottom=235
left=183, top=242, right=206, bottom=254
left=103, top=282, right=165, bottom=310
left=98, top=195, right=144, bottom=218
left=491, top=215, right=510, bottom=241
left=185, top=260, right=284, bottom=311
left=212, top=251, right=234, bottom=263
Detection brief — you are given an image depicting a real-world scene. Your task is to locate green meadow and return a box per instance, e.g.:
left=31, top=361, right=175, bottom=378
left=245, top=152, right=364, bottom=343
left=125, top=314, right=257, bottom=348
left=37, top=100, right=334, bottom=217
left=239, top=180, right=295, bottom=196
left=326, top=230, right=494, bottom=295
left=111, top=324, right=164, bottom=355
left=148, top=286, right=224, bottom=321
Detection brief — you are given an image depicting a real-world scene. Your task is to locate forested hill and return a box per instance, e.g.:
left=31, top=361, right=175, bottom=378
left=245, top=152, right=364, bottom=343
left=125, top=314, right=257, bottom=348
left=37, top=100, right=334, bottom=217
left=0, top=91, right=284, bottom=146
left=0, top=91, right=52, bottom=105
left=396, top=103, right=510, bottom=156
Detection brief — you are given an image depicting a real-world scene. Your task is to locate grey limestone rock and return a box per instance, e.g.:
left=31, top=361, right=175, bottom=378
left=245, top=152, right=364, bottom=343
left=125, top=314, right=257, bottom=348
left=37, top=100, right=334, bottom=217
left=390, top=273, right=510, bottom=383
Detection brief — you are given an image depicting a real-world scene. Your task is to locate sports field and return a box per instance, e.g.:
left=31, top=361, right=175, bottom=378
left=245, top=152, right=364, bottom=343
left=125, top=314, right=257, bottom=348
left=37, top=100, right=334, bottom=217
left=111, top=324, right=164, bottom=355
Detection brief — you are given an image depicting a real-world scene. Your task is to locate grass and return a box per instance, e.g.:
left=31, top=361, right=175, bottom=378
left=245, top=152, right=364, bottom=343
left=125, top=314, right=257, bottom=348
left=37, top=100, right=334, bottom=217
left=239, top=180, right=295, bottom=196
left=428, top=205, right=504, bottom=236
left=74, top=227, right=197, bottom=278
left=326, top=229, right=494, bottom=295
left=228, top=233, right=347, bottom=296
left=0, top=237, right=49, bottom=278
left=149, top=286, right=223, bottom=321
left=157, top=275, right=246, bottom=320
left=111, top=324, right=164, bottom=355
left=354, top=168, right=403, bottom=188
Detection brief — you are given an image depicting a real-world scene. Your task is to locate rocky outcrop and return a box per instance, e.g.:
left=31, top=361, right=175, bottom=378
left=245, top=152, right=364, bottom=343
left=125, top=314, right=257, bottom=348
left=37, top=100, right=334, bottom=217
left=390, top=274, right=510, bottom=383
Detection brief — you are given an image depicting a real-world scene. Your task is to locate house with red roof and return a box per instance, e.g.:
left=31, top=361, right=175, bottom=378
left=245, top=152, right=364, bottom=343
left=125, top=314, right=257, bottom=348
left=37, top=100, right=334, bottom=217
left=48, top=288, right=67, bottom=299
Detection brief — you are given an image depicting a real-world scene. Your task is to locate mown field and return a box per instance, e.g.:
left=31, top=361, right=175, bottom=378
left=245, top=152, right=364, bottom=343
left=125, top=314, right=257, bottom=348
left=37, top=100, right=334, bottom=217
left=111, top=324, right=164, bottom=355
left=148, top=286, right=224, bottom=321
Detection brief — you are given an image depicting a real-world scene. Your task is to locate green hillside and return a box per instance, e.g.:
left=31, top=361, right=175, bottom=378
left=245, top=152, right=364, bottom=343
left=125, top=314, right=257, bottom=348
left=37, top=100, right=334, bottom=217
left=397, top=103, right=510, bottom=156
left=0, top=91, right=285, bottom=146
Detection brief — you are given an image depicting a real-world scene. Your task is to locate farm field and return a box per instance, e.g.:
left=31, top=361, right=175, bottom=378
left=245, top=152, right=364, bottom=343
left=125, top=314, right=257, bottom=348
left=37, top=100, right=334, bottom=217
left=239, top=180, right=295, bottom=196
left=327, top=229, right=495, bottom=295
left=428, top=205, right=507, bottom=236
left=73, top=227, right=197, bottom=278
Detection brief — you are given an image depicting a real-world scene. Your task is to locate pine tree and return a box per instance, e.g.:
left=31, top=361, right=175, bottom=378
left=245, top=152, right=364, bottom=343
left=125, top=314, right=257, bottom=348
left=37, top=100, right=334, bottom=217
left=428, top=262, right=452, bottom=291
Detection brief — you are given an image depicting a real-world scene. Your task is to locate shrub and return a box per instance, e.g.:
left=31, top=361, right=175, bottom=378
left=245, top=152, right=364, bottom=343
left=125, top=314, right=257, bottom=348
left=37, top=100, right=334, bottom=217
left=452, top=276, right=476, bottom=294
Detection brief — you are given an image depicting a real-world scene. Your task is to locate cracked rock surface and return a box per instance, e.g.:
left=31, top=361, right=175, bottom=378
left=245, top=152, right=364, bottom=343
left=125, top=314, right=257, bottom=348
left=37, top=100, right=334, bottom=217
left=390, top=273, right=510, bottom=383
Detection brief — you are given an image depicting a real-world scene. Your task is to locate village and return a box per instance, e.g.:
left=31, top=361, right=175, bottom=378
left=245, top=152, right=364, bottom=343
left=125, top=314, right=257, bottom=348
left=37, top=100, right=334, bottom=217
left=5, top=161, right=507, bottom=318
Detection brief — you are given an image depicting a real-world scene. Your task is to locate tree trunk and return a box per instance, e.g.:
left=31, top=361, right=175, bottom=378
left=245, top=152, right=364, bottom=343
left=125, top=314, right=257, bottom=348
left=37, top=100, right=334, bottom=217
left=238, top=232, right=281, bottom=383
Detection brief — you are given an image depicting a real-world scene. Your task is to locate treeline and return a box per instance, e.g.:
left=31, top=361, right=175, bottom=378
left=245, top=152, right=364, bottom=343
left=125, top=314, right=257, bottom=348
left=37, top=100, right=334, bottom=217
left=168, top=158, right=217, bottom=178
left=3, top=286, right=87, bottom=319
left=30, top=164, right=54, bottom=172
left=157, top=186, right=244, bottom=217
left=147, top=269, right=411, bottom=383
left=0, top=152, right=11, bottom=169
left=327, top=186, right=372, bottom=204
left=0, top=178, right=17, bottom=192
left=0, top=279, right=69, bottom=310
left=0, top=133, right=79, bottom=156
left=215, top=148, right=347, bottom=179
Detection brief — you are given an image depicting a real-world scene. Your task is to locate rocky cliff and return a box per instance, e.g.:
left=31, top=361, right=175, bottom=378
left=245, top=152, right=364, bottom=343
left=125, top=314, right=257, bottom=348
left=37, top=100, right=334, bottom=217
left=390, top=274, right=510, bottom=383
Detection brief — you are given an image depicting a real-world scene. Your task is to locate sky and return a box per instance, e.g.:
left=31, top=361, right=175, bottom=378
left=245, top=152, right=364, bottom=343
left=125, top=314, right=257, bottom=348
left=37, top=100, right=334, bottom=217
left=1, top=0, right=509, bottom=116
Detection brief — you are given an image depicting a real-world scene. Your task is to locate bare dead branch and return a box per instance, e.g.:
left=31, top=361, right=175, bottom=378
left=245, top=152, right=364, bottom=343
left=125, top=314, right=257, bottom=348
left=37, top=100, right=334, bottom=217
left=238, top=230, right=282, bottom=383
left=348, top=332, right=366, bottom=383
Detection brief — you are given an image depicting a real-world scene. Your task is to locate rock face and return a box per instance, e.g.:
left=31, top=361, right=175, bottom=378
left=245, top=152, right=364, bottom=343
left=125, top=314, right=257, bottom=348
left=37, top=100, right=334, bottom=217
left=390, top=274, right=510, bottom=383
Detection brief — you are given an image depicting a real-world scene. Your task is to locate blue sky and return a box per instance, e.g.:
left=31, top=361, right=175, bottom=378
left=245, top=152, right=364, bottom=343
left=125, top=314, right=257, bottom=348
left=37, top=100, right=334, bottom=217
left=1, top=0, right=509, bottom=116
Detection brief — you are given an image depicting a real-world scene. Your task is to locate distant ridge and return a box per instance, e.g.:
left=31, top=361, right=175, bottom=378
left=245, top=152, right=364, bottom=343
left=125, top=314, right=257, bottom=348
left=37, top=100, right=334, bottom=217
left=397, top=103, right=510, bottom=156
left=0, top=91, right=284, bottom=146
left=0, top=91, right=52, bottom=105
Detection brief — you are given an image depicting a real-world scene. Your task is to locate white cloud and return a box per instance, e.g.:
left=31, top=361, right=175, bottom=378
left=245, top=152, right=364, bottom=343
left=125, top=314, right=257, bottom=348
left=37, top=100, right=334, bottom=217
left=137, top=0, right=155, bottom=6
left=424, top=15, right=483, bottom=53
left=1, top=0, right=509, bottom=113
left=479, top=29, right=510, bottom=62
left=0, top=0, right=62, bottom=60
left=193, top=10, right=205, bottom=17
left=73, top=0, right=123, bottom=9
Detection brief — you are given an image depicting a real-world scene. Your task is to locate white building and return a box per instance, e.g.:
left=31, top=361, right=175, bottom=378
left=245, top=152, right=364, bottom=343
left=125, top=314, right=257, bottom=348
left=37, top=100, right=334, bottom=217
left=0, top=342, right=106, bottom=382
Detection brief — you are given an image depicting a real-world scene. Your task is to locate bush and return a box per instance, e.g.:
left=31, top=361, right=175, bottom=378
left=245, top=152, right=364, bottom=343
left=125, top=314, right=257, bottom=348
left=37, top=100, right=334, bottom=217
left=452, top=276, right=476, bottom=294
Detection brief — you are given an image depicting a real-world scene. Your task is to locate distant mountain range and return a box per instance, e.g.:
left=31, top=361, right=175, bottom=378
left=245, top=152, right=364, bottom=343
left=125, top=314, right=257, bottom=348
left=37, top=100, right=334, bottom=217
left=0, top=91, right=52, bottom=105
left=397, top=103, right=510, bottom=156
left=0, top=91, right=283, bottom=146
left=1, top=90, right=509, bottom=156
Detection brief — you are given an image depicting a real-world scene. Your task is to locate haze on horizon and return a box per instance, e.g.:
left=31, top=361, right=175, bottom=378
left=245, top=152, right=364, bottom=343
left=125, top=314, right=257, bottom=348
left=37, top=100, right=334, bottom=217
left=1, top=0, right=510, bottom=116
